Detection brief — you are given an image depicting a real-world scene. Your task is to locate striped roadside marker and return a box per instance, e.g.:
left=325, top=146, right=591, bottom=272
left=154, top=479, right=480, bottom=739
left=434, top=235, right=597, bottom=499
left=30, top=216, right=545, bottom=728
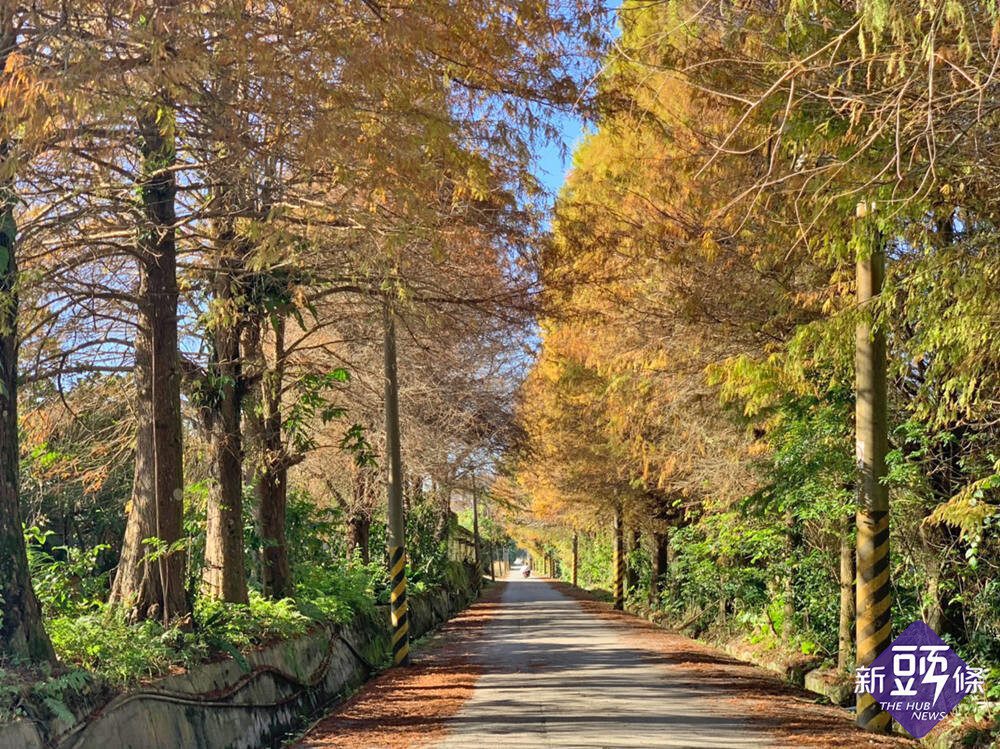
left=854, top=207, right=890, bottom=732
left=389, top=545, right=410, bottom=665
left=856, top=509, right=890, bottom=731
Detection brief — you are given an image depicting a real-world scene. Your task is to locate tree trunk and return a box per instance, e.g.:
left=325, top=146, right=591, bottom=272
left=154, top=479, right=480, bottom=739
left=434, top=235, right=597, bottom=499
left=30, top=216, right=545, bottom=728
left=613, top=507, right=624, bottom=610
left=838, top=516, right=856, bottom=671
left=346, top=466, right=373, bottom=564
left=0, top=23, right=54, bottom=659
left=650, top=531, right=668, bottom=606
left=110, top=107, right=187, bottom=624
left=256, top=448, right=290, bottom=598
left=626, top=528, right=640, bottom=594
left=347, top=514, right=371, bottom=565
left=433, top=480, right=450, bottom=542
left=201, top=227, right=248, bottom=603
left=572, top=531, right=578, bottom=587
left=919, top=523, right=947, bottom=634
left=471, top=477, right=481, bottom=570
left=922, top=426, right=963, bottom=636
left=244, top=310, right=292, bottom=599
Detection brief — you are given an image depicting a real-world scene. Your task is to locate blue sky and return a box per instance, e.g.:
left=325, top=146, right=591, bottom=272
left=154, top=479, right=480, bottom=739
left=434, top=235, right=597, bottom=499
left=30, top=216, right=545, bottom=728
left=533, top=113, right=586, bottom=198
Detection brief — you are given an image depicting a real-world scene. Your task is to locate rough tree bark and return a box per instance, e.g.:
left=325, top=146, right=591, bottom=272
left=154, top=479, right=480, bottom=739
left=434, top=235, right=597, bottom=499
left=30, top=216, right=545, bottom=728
left=110, top=107, right=188, bottom=624
left=921, top=425, right=964, bottom=636
left=245, top=313, right=292, bottom=599
left=613, top=506, right=624, bottom=610
left=626, top=528, right=640, bottom=594
left=346, top=467, right=372, bottom=564
left=471, top=476, right=481, bottom=569
left=0, top=12, right=54, bottom=659
left=200, top=214, right=248, bottom=603
left=572, top=531, right=578, bottom=587
left=650, top=531, right=669, bottom=606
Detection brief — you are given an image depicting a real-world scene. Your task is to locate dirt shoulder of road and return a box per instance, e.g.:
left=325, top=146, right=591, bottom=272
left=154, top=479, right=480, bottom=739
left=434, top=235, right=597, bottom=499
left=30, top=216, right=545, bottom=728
left=548, top=579, right=915, bottom=749
left=289, top=580, right=504, bottom=749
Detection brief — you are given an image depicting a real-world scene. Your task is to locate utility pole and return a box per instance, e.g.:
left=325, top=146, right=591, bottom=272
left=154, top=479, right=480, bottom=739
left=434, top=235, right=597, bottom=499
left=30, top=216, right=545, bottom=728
left=854, top=202, right=890, bottom=732
left=572, top=531, right=578, bottom=587
left=614, top=507, right=624, bottom=610
left=383, top=301, right=410, bottom=666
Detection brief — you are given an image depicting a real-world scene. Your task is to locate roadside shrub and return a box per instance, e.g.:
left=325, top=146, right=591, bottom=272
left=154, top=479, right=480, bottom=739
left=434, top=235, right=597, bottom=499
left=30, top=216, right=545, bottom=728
left=46, top=611, right=195, bottom=684
left=25, top=526, right=108, bottom=617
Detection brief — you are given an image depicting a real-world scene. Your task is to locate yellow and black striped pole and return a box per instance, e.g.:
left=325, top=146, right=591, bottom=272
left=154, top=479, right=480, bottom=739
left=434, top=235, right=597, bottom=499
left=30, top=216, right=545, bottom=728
left=383, top=300, right=410, bottom=665
left=389, top=545, right=409, bottom=664
left=855, top=202, right=890, bottom=732
left=613, top=507, right=624, bottom=610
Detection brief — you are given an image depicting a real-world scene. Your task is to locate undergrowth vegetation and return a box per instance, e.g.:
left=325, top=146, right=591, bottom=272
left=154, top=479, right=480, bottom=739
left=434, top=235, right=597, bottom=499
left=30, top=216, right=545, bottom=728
left=19, top=491, right=467, bottom=687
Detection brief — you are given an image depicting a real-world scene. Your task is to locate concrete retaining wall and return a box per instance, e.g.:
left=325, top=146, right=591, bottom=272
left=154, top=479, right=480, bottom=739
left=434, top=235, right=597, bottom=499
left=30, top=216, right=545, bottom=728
left=1, top=564, right=481, bottom=749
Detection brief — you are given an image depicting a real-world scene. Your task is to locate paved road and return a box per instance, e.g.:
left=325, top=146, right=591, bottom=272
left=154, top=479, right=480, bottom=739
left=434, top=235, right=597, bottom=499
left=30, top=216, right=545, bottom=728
left=433, top=573, right=772, bottom=748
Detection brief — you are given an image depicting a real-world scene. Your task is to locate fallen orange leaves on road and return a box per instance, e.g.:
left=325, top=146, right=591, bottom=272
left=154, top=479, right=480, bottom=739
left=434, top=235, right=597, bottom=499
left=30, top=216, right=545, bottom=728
left=292, top=582, right=505, bottom=749
left=550, top=581, right=915, bottom=749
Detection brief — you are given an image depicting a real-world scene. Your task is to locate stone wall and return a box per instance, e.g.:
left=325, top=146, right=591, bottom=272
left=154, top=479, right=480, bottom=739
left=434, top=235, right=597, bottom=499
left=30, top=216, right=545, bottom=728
left=1, top=563, right=481, bottom=749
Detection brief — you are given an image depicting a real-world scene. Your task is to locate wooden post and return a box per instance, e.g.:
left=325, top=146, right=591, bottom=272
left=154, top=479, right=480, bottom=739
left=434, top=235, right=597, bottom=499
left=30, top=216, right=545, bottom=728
left=854, top=202, right=890, bottom=732
left=384, top=301, right=410, bottom=666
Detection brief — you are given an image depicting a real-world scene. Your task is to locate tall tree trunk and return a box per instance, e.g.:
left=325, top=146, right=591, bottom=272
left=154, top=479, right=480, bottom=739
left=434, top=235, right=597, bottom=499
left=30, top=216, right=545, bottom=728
left=243, top=307, right=293, bottom=599
left=201, top=226, right=248, bottom=603
left=0, top=14, right=54, bottom=658
left=433, top=480, right=450, bottom=542
left=256, top=434, right=290, bottom=597
left=347, top=514, right=371, bottom=564
left=345, top=467, right=372, bottom=564
left=838, top=516, right=856, bottom=671
left=919, top=524, right=947, bottom=634
left=572, top=531, right=578, bottom=587
left=626, top=528, right=640, bottom=593
left=650, top=531, right=668, bottom=606
left=921, top=426, right=963, bottom=636
left=471, top=476, right=481, bottom=569
left=613, top=506, right=624, bottom=610
left=110, top=108, right=187, bottom=624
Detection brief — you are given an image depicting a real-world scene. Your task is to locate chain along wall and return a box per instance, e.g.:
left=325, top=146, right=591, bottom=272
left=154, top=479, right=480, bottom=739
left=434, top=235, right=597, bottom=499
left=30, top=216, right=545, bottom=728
left=0, top=563, right=482, bottom=749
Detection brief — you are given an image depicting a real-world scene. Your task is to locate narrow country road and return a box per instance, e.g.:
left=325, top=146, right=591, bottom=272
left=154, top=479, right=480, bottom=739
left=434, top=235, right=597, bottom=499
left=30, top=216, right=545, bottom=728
left=296, top=573, right=915, bottom=749
left=432, top=574, right=769, bottom=748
